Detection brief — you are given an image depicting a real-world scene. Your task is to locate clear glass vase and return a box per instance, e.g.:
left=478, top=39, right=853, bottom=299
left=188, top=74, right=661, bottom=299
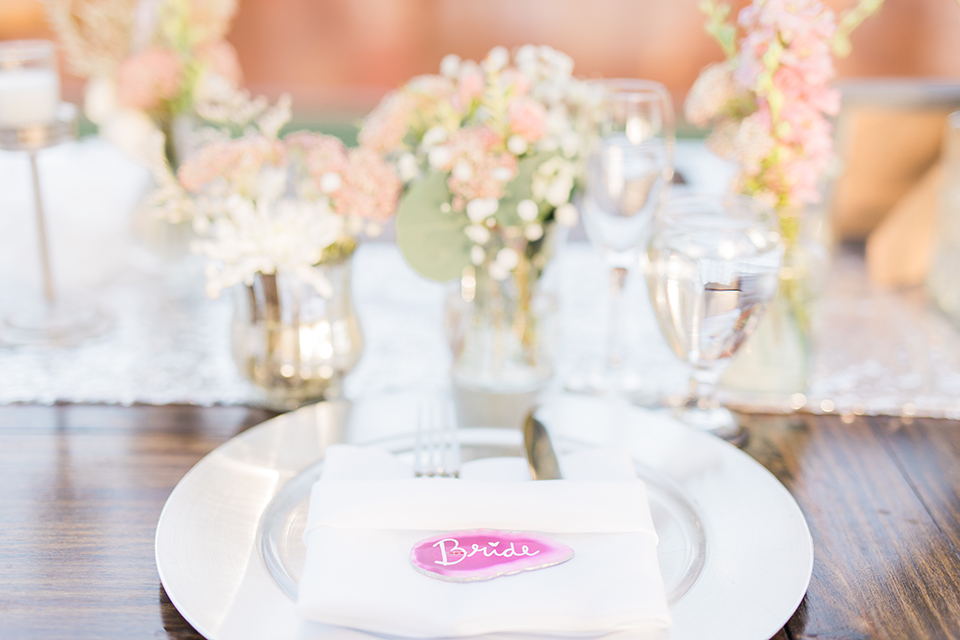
left=231, top=253, right=363, bottom=410
left=444, top=237, right=558, bottom=427
left=720, top=206, right=830, bottom=404
left=928, top=111, right=960, bottom=323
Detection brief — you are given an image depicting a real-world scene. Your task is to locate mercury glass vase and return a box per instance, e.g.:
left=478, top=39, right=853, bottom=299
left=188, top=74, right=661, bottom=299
left=444, top=231, right=558, bottom=427
left=231, top=254, right=363, bottom=410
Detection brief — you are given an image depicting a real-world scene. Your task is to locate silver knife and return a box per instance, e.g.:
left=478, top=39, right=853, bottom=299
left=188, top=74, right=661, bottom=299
left=523, top=410, right=563, bottom=480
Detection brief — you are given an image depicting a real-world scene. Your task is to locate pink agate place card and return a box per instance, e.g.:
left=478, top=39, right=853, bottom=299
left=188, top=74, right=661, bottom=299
left=410, top=529, right=574, bottom=582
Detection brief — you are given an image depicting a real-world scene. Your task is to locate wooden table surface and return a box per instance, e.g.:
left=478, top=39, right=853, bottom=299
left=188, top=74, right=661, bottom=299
left=2, top=403, right=960, bottom=640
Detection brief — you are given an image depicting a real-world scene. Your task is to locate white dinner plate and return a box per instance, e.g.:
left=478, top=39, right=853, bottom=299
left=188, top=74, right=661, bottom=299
left=156, top=393, right=813, bottom=640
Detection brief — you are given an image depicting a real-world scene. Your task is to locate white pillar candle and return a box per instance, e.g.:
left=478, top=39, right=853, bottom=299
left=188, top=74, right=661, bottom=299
left=0, top=68, right=60, bottom=128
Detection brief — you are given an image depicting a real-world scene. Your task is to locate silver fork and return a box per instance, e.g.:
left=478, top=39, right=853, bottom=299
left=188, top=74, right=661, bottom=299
left=413, top=397, right=460, bottom=478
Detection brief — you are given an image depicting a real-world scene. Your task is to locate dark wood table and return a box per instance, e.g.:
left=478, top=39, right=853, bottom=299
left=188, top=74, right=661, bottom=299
left=2, top=403, right=959, bottom=639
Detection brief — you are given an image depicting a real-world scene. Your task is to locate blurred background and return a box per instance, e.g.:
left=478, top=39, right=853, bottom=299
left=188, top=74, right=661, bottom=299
left=3, top=0, right=960, bottom=121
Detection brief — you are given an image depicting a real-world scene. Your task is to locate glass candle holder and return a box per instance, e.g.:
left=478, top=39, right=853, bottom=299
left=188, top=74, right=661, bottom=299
left=0, top=40, right=61, bottom=129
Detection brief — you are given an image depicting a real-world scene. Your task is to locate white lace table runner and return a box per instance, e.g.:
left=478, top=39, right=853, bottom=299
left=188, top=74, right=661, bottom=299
left=1, top=138, right=958, bottom=418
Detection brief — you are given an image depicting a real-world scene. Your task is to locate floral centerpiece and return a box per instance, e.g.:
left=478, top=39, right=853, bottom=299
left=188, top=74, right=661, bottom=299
left=149, top=95, right=401, bottom=408
left=360, top=45, right=582, bottom=395
left=685, top=0, right=882, bottom=397
left=45, top=0, right=243, bottom=165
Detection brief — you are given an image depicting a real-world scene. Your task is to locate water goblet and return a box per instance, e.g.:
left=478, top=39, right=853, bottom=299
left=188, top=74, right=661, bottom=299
left=573, top=78, right=675, bottom=399
left=646, top=193, right=783, bottom=445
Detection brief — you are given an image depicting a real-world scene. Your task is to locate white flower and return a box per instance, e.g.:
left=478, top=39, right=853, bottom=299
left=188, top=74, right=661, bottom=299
left=320, top=172, right=342, bottom=193
left=488, top=261, right=510, bottom=281
left=532, top=157, right=576, bottom=207
left=452, top=159, right=474, bottom=181
left=555, top=202, right=579, bottom=227
left=198, top=192, right=344, bottom=299
left=517, top=199, right=539, bottom=222
left=507, top=134, right=528, bottom=155
left=560, top=131, right=580, bottom=158
left=484, top=46, right=509, bottom=72
left=733, top=112, right=776, bottom=176
left=545, top=180, right=572, bottom=207
left=99, top=108, right=160, bottom=164
left=524, top=223, right=544, bottom=241
left=466, top=197, right=498, bottom=222
left=515, top=45, right=538, bottom=71
left=428, top=146, right=452, bottom=170
left=193, top=71, right=239, bottom=108
left=83, top=75, right=118, bottom=124
left=256, top=93, right=292, bottom=138
left=685, top=61, right=738, bottom=128
left=492, top=166, right=514, bottom=182
left=257, top=166, right=288, bottom=202
left=397, top=153, right=419, bottom=182
left=496, top=247, right=520, bottom=270
left=440, top=54, right=461, bottom=78
left=465, top=224, right=491, bottom=244
left=422, top=126, right=448, bottom=148
left=470, top=245, right=486, bottom=265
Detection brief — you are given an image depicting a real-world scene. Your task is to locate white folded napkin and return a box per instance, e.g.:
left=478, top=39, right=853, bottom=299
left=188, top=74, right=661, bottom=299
left=297, top=443, right=671, bottom=639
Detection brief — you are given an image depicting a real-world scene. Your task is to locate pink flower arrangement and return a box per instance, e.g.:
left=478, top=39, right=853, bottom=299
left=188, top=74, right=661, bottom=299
left=286, top=132, right=403, bottom=223
left=178, top=131, right=400, bottom=225
left=686, top=0, right=851, bottom=212
left=177, top=135, right=286, bottom=194
left=337, top=147, right=405, bottom=224
left=94, top=0, right=243, bottom=121
left=360, top=45, right=583, bottom=283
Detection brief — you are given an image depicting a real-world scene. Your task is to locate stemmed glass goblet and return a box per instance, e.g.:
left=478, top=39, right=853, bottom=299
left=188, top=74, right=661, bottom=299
left=646, top=193, right=783, bottom=445
left=574, top=78, right=675, bottom=399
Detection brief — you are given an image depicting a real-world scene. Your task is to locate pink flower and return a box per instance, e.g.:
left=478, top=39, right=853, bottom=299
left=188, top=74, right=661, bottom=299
left=443, top=126, right=517, bottom=211
left=501, top=69, right=532, bottom=98
left=779, top=154, right=823, bottom=205
left=457, top=67, right=486, bottom=110
left=286, top=132, right=348, bottom=183
left=117, top=48, right=183, bottom=110
left=407, top=75, right=458, bottom=117
left=177, top=136, right=285, bottom=193
left=733, top=109, right=776, bottom=176
left=358, top=90, right=417, bottom=155
left=720, top=0, right=841, bottom=209
left=706, top=118, right=740, bottom=158
left=685, top=61, right=739, bottom=127
left=196, top=40, right=243, bottom=86
left=507, top=98, right=547, bottom=142
left=359, top=75, right=457, bottom=155
left=336, top=147, right=402, bottom=222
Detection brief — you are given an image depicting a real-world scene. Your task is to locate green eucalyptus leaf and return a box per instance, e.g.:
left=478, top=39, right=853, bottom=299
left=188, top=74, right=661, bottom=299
left=396, top=170, right=472, bottom=282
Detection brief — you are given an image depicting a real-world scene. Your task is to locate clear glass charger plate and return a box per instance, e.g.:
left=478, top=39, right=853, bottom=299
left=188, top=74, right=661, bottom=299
left=259, top=428, right=707, bottom=607
left=155, top=394, right=813, bottom=640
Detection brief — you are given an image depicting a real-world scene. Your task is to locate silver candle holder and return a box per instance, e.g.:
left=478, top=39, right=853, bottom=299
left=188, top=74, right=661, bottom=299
left=0, top=39, right=108, bottom=345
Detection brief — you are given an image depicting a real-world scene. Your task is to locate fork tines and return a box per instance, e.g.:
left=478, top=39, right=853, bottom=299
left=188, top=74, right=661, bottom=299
left=414, top=399, right=460, bottom=478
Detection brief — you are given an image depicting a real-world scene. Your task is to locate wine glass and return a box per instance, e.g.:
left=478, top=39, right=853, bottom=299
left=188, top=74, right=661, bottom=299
left=573, top=78, right=675, bottom=399
left=646, top=193, right=783, bottom=445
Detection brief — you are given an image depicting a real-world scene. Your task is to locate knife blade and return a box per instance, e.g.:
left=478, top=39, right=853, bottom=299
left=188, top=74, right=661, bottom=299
left=523, top=410, right=563, bottom=480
